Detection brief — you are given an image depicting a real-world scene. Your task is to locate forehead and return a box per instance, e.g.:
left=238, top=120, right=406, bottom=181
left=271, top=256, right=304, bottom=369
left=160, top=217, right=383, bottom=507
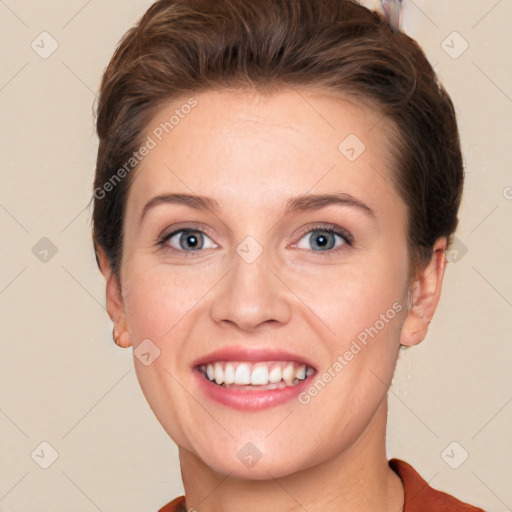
left=126, top=87, right=402, bottom=221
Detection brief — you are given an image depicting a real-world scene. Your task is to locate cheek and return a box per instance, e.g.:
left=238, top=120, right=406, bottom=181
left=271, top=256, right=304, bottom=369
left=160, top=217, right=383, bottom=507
left=122, top=260, right=208, bottom=340
left=296, top=256, right=406, bottom=339
left=303, top=249, right=408, bottom=384
left=121, top=261, right=202, bottom=448
left=123, top=277, right=171, bottom=340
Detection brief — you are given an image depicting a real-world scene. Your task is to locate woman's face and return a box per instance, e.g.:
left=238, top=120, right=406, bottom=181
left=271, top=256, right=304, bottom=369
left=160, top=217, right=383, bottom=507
left=117, top=87, right=411, bottom=478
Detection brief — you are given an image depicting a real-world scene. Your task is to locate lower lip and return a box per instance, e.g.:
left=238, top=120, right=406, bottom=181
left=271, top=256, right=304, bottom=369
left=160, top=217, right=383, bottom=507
left=192, top=367, right=314, bottom=410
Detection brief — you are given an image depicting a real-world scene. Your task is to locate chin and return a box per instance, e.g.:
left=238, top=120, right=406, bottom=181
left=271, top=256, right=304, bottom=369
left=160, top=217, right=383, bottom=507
left=196, top=438, right=320, bottom=481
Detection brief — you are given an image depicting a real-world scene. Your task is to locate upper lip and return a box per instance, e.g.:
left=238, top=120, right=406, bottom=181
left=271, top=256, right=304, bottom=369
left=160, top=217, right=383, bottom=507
left=191, top=346, right=317, bottom=370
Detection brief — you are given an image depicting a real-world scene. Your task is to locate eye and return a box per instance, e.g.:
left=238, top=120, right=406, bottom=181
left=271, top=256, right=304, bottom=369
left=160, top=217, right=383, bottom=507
left=158, top=228, right=218, bottom=253
left=294, top=225, right=352, bottom=253
left=156, top=224, right=352, bottom=256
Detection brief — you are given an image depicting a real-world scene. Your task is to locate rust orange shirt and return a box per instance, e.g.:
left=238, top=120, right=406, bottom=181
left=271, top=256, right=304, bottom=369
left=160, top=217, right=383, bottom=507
left=157, top=458, right=486, bottom=512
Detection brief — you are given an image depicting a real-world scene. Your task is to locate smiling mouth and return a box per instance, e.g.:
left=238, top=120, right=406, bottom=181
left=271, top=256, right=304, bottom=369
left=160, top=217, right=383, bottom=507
left=197, top=360, right=316, bottom=390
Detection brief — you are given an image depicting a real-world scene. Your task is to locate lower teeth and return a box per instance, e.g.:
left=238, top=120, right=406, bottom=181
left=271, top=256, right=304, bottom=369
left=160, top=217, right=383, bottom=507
left=204, top=374, right=305, bottom=390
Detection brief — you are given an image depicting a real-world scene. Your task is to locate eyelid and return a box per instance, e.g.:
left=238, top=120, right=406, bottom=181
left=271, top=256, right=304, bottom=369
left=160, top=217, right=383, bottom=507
left=157, top=222, right=215, bottom=243
left=294, top=222, right=354, bottom=247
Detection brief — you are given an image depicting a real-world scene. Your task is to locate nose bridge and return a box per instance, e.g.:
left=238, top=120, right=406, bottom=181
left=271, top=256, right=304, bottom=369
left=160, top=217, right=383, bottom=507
left=209, top=238, right=291, bottom=330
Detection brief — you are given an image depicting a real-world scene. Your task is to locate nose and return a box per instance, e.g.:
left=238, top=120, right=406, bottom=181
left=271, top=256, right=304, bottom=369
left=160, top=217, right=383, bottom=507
left=209, top=248, right=292, bottom=332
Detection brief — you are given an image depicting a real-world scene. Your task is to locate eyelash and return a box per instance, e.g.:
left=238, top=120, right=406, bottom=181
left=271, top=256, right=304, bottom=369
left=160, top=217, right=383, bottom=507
left=156, top=223, right=354, bottom=257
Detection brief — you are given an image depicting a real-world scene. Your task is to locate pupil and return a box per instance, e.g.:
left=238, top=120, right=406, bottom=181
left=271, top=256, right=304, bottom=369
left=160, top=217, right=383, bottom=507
left=312, top=231, right=334, bottom=250
left=181, top=231, right=202, bottom=250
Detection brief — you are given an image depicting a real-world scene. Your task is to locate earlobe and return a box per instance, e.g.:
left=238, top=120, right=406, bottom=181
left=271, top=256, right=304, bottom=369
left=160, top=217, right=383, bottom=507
left=399, top=237, right=447, bottom=348
left=96, top=245, right=132, bottom=348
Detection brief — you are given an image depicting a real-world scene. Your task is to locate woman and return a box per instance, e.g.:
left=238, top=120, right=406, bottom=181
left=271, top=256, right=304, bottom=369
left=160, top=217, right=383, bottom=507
left=91, top=0, right=486, bottom=510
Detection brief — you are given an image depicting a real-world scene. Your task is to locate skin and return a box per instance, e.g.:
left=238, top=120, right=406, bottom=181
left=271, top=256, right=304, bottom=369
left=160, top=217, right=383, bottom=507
left=97, top=87, right=447, bottom=512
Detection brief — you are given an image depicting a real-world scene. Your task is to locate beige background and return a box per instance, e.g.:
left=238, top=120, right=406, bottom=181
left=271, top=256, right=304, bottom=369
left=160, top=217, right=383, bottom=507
left=1, top=0, right=511, bottom=510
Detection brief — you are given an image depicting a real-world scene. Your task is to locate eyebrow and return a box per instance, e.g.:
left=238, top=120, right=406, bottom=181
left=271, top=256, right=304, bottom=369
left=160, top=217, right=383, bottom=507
left=139, top=192, right=375, bottom=225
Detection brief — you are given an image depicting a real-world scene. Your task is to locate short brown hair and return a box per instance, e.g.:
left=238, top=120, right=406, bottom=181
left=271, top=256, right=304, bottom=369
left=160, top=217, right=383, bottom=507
left=91, top=0, right=464, bottom=282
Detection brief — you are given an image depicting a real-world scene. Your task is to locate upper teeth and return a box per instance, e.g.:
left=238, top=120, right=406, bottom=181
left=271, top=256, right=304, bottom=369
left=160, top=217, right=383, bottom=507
left=201, top=361, right=314, bottom=386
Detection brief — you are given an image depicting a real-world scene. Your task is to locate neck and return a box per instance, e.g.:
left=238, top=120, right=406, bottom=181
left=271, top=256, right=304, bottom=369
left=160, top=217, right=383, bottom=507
left=178, top=400, right=404, bottom=512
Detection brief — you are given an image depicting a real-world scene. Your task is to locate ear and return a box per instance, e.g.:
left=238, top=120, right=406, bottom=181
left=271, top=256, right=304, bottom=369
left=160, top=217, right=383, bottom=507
left=96, top=245, right=132, bottom=348
left=399, top=237, right=448, bottom=348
